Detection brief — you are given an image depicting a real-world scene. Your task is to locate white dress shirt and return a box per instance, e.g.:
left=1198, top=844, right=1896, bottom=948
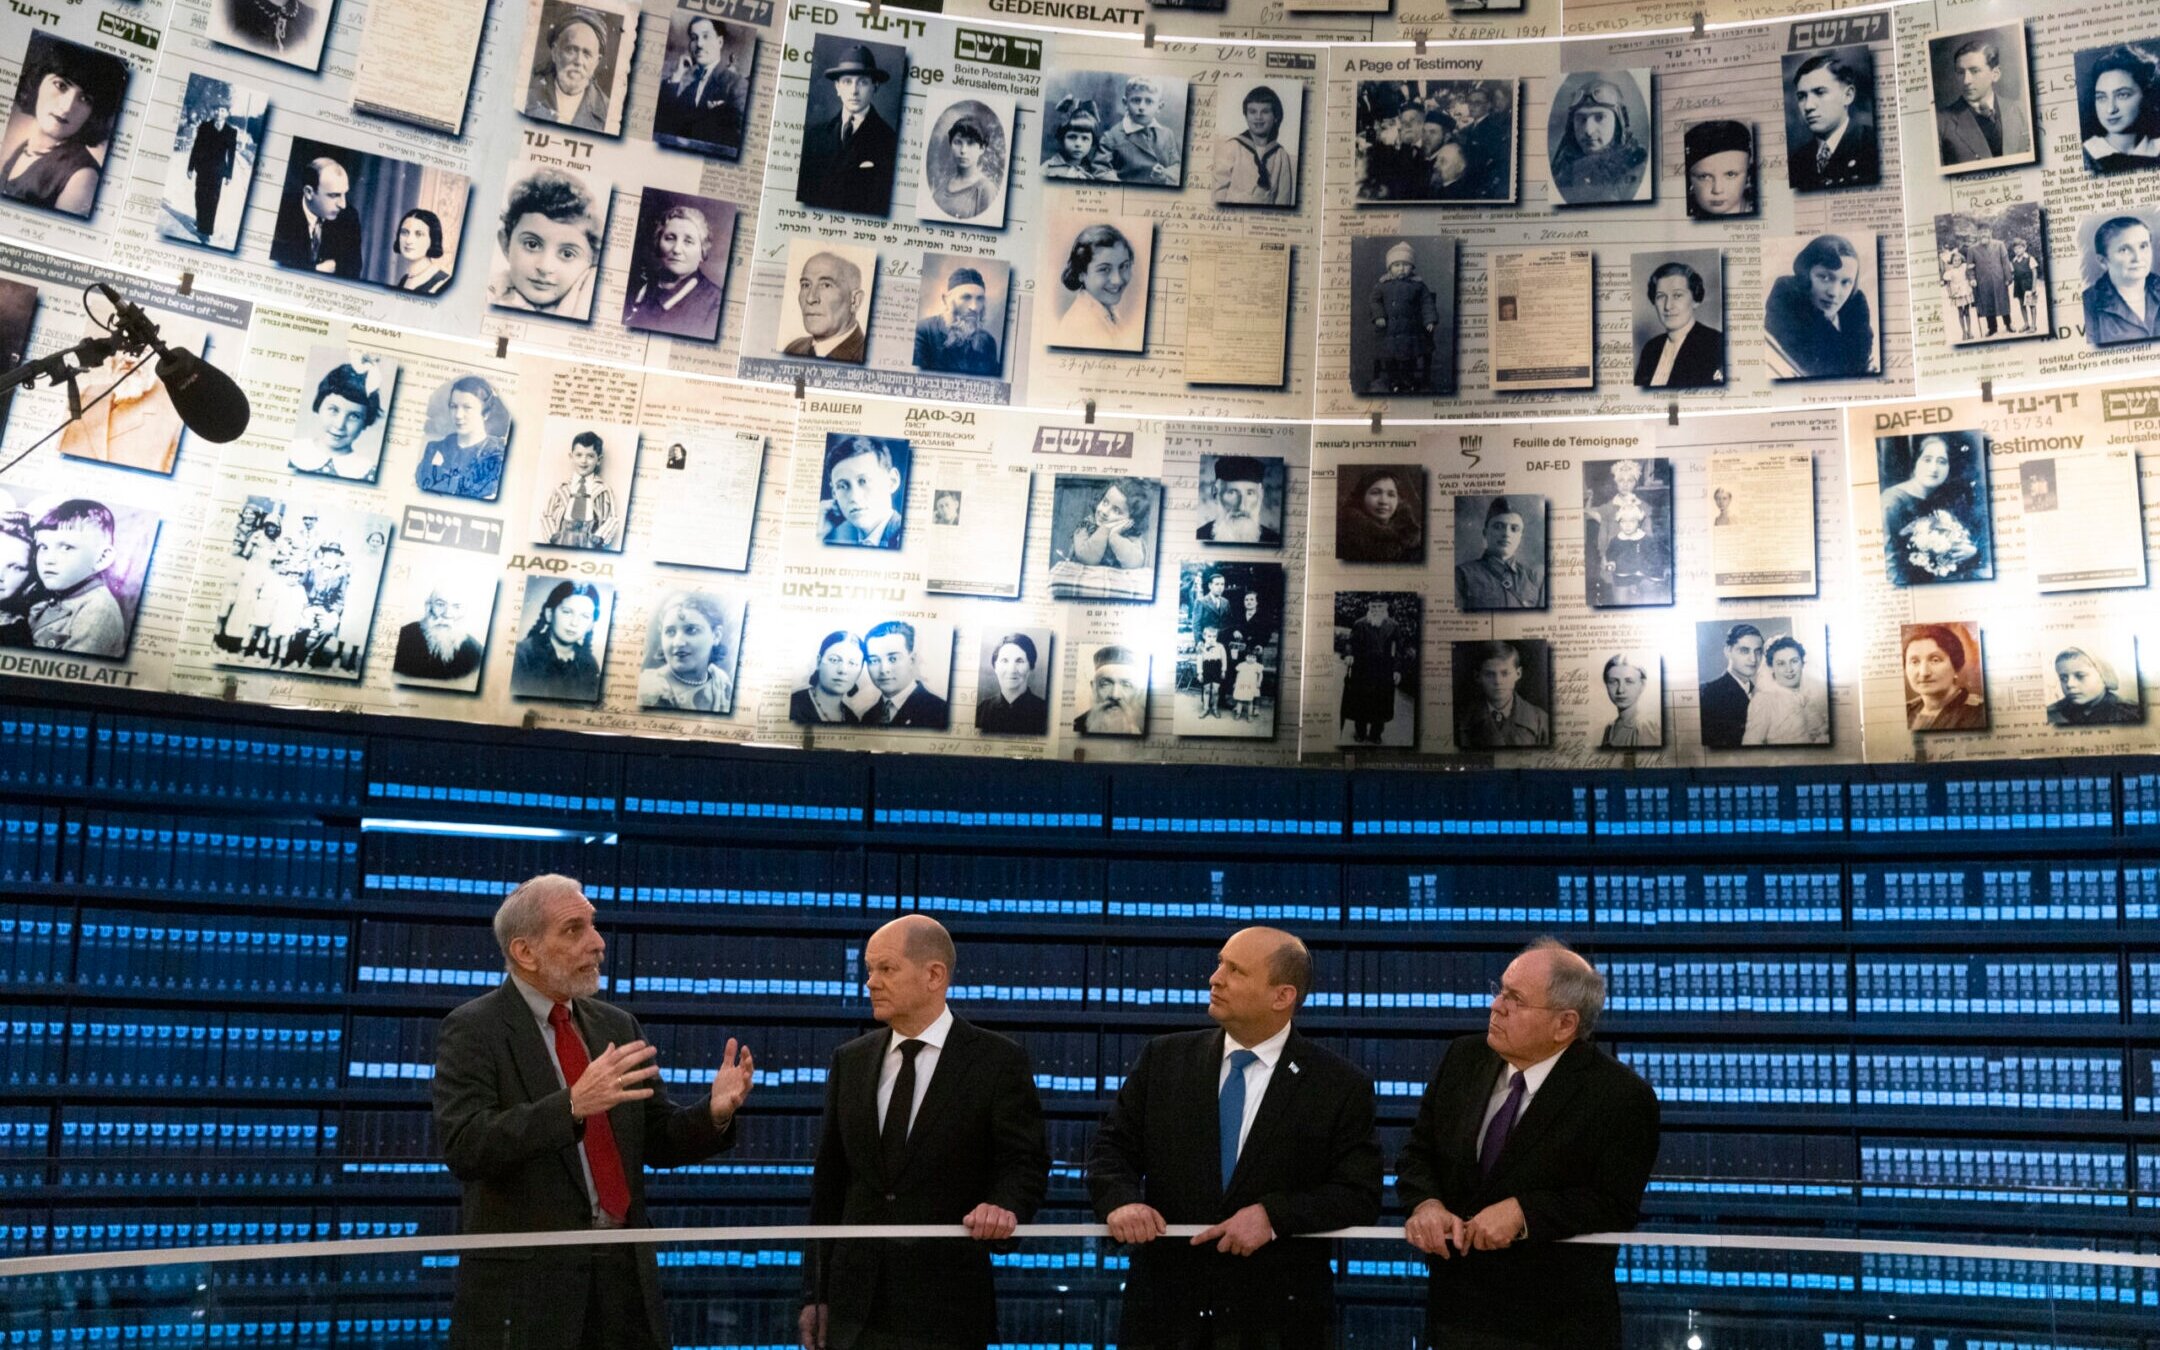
left=1217, top=1022, right=1293, bottom=1160
left=876, top=1004, right=954, bottom=1133
left=509, top=972, right=605, bottom=1225
left=1480, top=1046, right=1566, bottom=1138
left=1649, top=321, right=1694, bottom=387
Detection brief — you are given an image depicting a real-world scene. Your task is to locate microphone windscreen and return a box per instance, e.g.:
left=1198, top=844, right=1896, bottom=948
left=156, top=347, right=251, bottom=444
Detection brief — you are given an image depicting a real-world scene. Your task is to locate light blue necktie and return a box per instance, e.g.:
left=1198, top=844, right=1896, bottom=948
left=1220, top=1049, right=1258, bottom=1189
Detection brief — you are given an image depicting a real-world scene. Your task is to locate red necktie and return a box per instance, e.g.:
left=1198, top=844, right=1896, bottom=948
left=549, top=1002, right=632, bottom=1223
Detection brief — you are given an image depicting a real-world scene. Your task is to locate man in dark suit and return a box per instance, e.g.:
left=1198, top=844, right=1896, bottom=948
left=1936, top=37, right=2029, bottom=169
left=796, top=43, right=900, bottom=216
left=1786, top=51, right=1879, bottom=191
left=859, top=621, right=949, bottom=729
left=1697, top=622, right=1763, bottom=749
left=1090, top=927, right=1383, bottom=1349
left=433, top=874, right=755, bottom=1350
left=800, top=915, right=1049, bottom=1350
left=268, top=155, right=361, bottom=278
left=1397, top=940, right=1661, bottom=1350
left=186, top=104, right=238, bottom=242
left=1633, top=261, right=1724, bottom=389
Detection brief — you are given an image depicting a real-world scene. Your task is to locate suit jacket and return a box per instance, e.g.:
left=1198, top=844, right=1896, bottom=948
left=188, top=121, right=237, bottom=181
left=432, top=980, right=734, bottom=1350
left=865, top=685, right=949, bottom=729
left=1698, top=670, right=1751, bottom=748
left=1397, top=1036, right=1661, bottom=1348
left=268, top=195, right=361, bottom=278
left=1787, top=120, right=1879, bottom=191
left=1632, top=323, right=1724, bottom=389
left=1089, top=1026, right=1382, bottom=1344
left=804, top=1015, right=1049, bottom=1349
left=783, top=324, right=868, bottom=364
left=1937, top=93, right=2028, bottom=167
left=797, top=106, right=899, bottom=216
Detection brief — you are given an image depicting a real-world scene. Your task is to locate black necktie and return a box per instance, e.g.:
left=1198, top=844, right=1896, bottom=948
left=880, top=1039, right=924, bottom=1177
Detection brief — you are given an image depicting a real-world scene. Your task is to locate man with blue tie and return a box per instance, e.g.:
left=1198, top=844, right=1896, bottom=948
left=1397, top=940, right=1661, bottom=1349
left=1089, top=927, right=1382, bottom=1349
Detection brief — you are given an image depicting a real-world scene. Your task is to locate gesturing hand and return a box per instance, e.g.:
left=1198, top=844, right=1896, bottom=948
left=1105, top=1203, right=1168, bottom=1245
left=570, top=1040, right=658, bottom=1121
left=708, top=1037, right=755, bottom=1126
left=1190, top=1202, right=1274, bottom=1257
left=1403, top=1199, right=1466, bottom=1258
left=962, top=1203, right=1018, bottom=1241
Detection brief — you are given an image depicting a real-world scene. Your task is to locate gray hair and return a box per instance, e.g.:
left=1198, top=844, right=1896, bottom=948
left=1526, top=936, right=1606, bottom=1040
left=495, top=873, right=584, bottom=965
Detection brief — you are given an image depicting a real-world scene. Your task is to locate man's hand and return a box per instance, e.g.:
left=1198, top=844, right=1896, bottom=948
left=962, top=1203, right=1018, bottom=1241
left=1403, top=1199, right=1466, bottom=1258
left=708, top=1037, right=755, bottom=1126
left=1104, top=1203, right=1167, bottom=1245
left=569, top=1040, right=658, bottom=1120
left=796, top=1303, right=828, bottom=1350
left=1464, top=1197, right=1527, bottom=1252
left=1190, top=1202, right=1274, bottom=1257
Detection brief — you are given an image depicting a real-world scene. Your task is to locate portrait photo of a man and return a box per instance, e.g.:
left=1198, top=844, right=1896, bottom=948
left=1929, top=25, right=2035, bottom=174
left=818, top=433, right=910, bottom=551
left=268, top=145, right=362, bottom=279
left=1452, top=494, right=1546, bottom=612
left=520, top=0, right=635, bottom=136
left=390, top=566, right=495, bottom=692
left=621, top=189, right=734, bottom=342
left=796, top=35, right=906, bottom=217
left=1072, top=643, right=1149, bottom=736
left=651, top=7, right=755, bottom=160
left=860, top=619, right=951, bottom=729
left=1781, top=46, right=1881, bottom=192
left=1196, top=454, right=1284, bottom=547
left=157, top=74, right=268, bottom=252
left=779, top=240, right=876, bottom=364
left=912, top=253, right=1008, bottom=378
left=1545, top=70, right=1652, bottom=205
left=1452, top=639, right=1552, bottom=750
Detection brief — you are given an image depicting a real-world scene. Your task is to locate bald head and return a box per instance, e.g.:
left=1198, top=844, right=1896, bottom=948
left=877, top=913, right=956, bottom=971
left=864, top=914, right=954, bottom=1035
left=1488, top=938, right=1605, bottom=1068
left=1235, top=925, right=1312, bottom=1007
left=1210, top=926, right=1312, bottom=1045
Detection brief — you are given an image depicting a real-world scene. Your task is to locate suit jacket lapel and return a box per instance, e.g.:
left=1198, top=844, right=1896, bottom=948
left=1189, top=1029, right=1229, bottom=1200
left=1452, top=1042, right=1504, bottom=1166
left=1225, top=1028, right=1309, bottom=1200
left=843, top=1034, right=886, bottom=1183
left=1491, top=1043, right=1593, bottom=1178
left=492, top=981, right=589, bottom=1199
left=891, top=1017, right=978, bottom=1182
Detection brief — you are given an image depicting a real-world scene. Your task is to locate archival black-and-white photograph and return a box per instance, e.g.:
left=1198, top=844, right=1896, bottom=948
left=1581, top=650, right=1663, bottom=750
left=388, top=562, right=496, bottom=692
left=650, top=5, right=756, bottom=160
left=817, top=433, right=909, bottom=550
left=1877, top=429, right=1994, bottom=586
left=0, top=483, right=159, bottom=660
left=1, top=32, right=128, bottom=219
left=0, top=279, right=37, bottom=439
left=916, top=91, right=1013, bottom=228
left=638, top=588, right=743, bottom=715
left=1928, top=24, right=2035, bottom=175
left=1333, top=591, right=1419, bottom=748
left=1546, top=70, right=1653, bottom=205
left=1069, top=641, right=1150, bottom=737
left=778, top=239, right=877, bottom=363
left=288, top=347, right=396, bottom=483
left=2041, top=633, right=2143, bottom=727
left=1349, top=235, right=1457, bottom=398
left=2076, top=207, right=2160, bottom=348
left=1048, top=474, right=1161, bottom=601
left=789, top=619, right=952, bottom=728
left=2021, top=458, right=2057, bottom=513
left=1196, top=454, right=1285, bottom=546
left=797, top=34, right=907, bottom=216
left=1452, top=493, right=1547, bottom=611
left=1697, top=617, right=1831, bottom=747
left=156, top=74, right=268, bottom=251
left=1583, top=457, right=1673, bottom=607
left=530, top=417, right=637, bottom=552
left=1040, top=210, right=1152, bottom=353
left=1174, top=561, right=1284, bottom=739
left=1210, top=79, right=1302, bottom=207
left=1353, top=79, right=1516, bottom=204
left=621, top=188, right=734, bottom=341
left=1452, top=638, right=1552, bottom=750
left=486, top=161, right=609, bottom=320
left=413, top=372, right=512, bottom=501
left=1335, top=464, right=1425, bottom=564
left=58, top=310, right=212, bottom=477
left=209, top=0, right=335, bottom=71
left=1934, top=204, right=2048, bottom=344
left=1630, top=250, right=1725, bottom=390
left=974, top=627, right=1052, bottom=735
left=208, top=496, right=391, bottom=680
left=510, top=574, right=615, bottom=703
left=1763, top=233, right=1881, bottom=379
left=1900, top=620, right=1986, bottom=732
left=520, top=0, right=636, bottom=136
left=913, top=253, right=1008, bottom=378
left=1781, top=45, right=1881, bottom=192
left=2074, top=40, right=2160, bottom=174
left=1683, top=119, right=1755, bottom=218
left=1040, top=70, right=1188, bottom=188
left=268, top=137, right=474, bottom=295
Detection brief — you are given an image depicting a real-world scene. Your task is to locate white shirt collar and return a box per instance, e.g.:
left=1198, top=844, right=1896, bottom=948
left=1120, top=115, right=1154, bottom=136
left=810, top=323, right=861, bottom=358
left=509, top=971, right=560, bottom=1025
left=1223, top=1021, right=1292, bottom=1069
left=1508, top=1045, right=1567, bottom=1096
left=1819, top=120, right=1848, bottom=155
left=889, top=1004, right=954, bottom=1053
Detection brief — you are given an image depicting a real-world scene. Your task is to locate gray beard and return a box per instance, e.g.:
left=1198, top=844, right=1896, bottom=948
left=422, top=620, right=469, bottom=663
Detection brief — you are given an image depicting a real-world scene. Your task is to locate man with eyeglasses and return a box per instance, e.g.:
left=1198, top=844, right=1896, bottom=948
left=1396, top=939, right=1660, bottom=1349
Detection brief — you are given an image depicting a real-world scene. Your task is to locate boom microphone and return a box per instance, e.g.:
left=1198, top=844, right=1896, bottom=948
left=92, top=282, right=252, bottom=443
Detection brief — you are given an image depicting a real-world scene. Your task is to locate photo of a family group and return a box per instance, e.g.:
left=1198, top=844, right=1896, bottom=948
left=0, top=483, right=158, bottom=659
left=1696, top=618, right=1830, bottom=747
left=1173, top=561, right=1285, bottom=738
left=267, top=137, right=472, bottom=297
left=209, top=496, right=392, bottom=679
left=1353, top=79, right=1516, bottom=204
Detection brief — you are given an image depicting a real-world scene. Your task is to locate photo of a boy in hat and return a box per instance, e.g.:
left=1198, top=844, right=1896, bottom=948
left=797, top=33, right=906, bottom=216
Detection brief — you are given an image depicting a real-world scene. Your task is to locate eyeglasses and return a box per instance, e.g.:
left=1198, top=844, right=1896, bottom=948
left=1487, top=980, right=1559, bottom=1013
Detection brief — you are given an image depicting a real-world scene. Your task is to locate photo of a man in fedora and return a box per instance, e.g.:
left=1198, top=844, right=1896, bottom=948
left=797, top=34, right=906, bottom=217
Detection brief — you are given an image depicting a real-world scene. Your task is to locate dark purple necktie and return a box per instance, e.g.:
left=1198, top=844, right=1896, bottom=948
left=1478, top=1070, right=1526, bottom=1177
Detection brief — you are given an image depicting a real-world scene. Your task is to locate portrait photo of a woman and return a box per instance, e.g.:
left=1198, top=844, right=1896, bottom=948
left=2075, top=42, right=2160, bottom=173
left=1878, top=430, right=1993, bottom=586
left=2045, top=642, right=2143, bottom=726
left=1336, top=464, right=1425, bottom=564
left=415, top=374, right=512, bottom=502
left=1764, top=233, right=1880, bottom=379
left=917, top=94, right=1012, bottom=229
left=637, top=590, right=740, bottom=715
left=1043, top=214, right=1150, bottom=352
left=790, top=629, right=867, bottom=725
left=0, top=32, right=129, bottom=219
left=2079, top=211, right=2160, bottom=347
left=390, top=209, right=453, bottom=295
left=1902, top=622, right=1987, bottom=732
left=510, top=578, right=611, bottom=703
left=974, top=629, right=1050, bottom=735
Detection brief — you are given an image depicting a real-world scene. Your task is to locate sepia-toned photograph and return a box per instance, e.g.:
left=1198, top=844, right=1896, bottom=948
left=268, top=137, right=473, bottom=295
left=1210, top=79, right=1303, bottom=207
left=2076, top=207, right=2160, bottom=348
left=209, top=0, right=335, bottom=71
left=1877, top=429, right=1994, bottom=586
left=388, top=561, right=496, bottom=692
left=413, top=372, right=513, bottom=501
left=797, top=34, right=907, bottom=216
left=1040, top=70, right=1188, bottom=188
left=1, top=32, right=128, bottom=220
left=208, top=496, right=392, bottom=680
left=1697, top=617, right=1831, bottom=747
left=2073, top=39, right=2160, bottom=174
left=156, top=74, right=268, bottom=251
left=651, top=6, right=756, bottom=160
left=1048, top=474, right=1161, bottom=601
left=779, top=239, right=877, bottom=363
left=288, top=347, right=396, bottom=483
left=1781, top=45, right=1881, bottom=191
left=0, top=278, right=34, bottom=438
left=2041, top=633, right=2143, bottom=727
left=1349, top=235, right=1457, bottom=398
left=1354, top=78, right=1516, bottom=204
left=638, top=588, right=744, bottom=715
left=1546, top=70, right=1653, bottom=205
left=1196, top=453, right=1285, bottom=547
left=1452, top=638, right=1552, bottom=750
left=486, top=161, right=610, bottom=320
left=1452, top=493, right=1547, bottom=611
left=1934, top=204, right=2048, bottom=344
left=1070, top=641, right=1150, bottom=737
left=58, top=310, right=213, bottom=476
left=1040, top=210, right=1152, bottom=353
left=1763, top=232, right=1881, bottom=379
left=1683, top=119, right=1755, bottom=218
left=817, top=433, right=910, bottom=550
left=510, top=574, right=615, bottom=703
left=1584, top=457, right=1673, bottom=607
left=1630, top=250, right=1725, bottom=389
left=1585, top=650, right=1663, bottom=749
left=1900, top=620, right=1986, bottom=732
left=1333, top=591, right=1419, bottom=748
left=519, top=0, right=637, bottom=136
left=621, top=188, right=734, bottom=342
left=531, top=417, right=638, bottom=552
left=1928, top=24, right=2035, bottom=175
left=916, top=90, right=1014, bottom=229
left=1174, top=561, right=1284, bottom=739
left=1335, top=464, right=1424, bottom=564
left=974, top=627, right=1052, bottom=736
left=0, top=483, right=159, bottom=660
left=913, top=253, right=1008, bottom=378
